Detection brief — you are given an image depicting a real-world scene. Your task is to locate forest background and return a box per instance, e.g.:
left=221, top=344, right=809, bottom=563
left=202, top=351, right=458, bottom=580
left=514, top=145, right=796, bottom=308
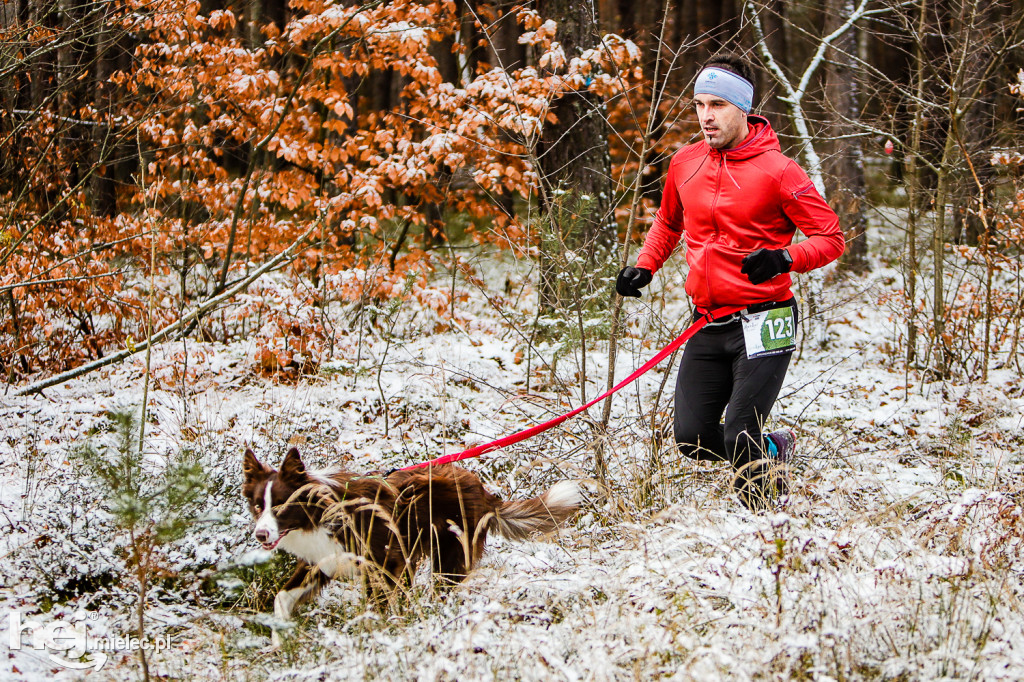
left=3, top=0, right=1024, bottom=679
left=3, top=0, right=1024, bottom=387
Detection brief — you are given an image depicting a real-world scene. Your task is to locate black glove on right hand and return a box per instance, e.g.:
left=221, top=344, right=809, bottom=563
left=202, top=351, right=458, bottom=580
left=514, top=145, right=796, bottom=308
left=616, top=266, right=653, bottom=298
left=740, top=248, right=792, bottom=285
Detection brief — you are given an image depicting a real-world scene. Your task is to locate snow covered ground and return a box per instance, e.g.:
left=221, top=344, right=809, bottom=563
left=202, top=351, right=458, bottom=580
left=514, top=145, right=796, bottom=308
left=2, top=236, right=1023, bottom=680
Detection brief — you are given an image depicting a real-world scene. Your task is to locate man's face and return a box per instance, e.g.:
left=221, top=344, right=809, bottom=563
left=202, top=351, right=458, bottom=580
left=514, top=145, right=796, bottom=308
left=692, top=94, right=748, bottom=150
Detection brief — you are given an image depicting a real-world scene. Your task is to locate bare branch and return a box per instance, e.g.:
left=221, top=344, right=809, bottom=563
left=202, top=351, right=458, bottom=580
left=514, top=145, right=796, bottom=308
left=14, top=221, right=320, bottom=397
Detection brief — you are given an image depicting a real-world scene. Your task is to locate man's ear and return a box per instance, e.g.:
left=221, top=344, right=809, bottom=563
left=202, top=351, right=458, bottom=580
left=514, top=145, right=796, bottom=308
left=279, top=447, right=308, bottom=483
left=243, top=448, right=271, bottom=483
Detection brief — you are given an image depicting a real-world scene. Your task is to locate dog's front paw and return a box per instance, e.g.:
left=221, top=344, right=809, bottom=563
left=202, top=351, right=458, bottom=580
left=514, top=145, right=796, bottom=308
left=270, top=588, right=303, bottom=649
left=318, top=551, right=363, bottom=579
left=268, top=619, right=296, bottom=650
left=274, top=588, right=302, bottom=621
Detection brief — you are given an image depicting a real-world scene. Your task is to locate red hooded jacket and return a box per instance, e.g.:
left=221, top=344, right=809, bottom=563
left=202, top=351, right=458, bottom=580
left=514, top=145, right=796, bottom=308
left=636, top=116, right=845, bottom=310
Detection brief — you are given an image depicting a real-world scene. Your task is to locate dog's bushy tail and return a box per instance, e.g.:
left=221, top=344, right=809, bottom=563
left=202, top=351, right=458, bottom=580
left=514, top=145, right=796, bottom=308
left=490, top=481, right=581, bottom=541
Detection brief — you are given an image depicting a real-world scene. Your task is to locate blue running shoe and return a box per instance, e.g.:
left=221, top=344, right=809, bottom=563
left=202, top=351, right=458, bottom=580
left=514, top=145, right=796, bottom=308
left=766, top=428, right=796, bottom=464
left=736, top=429, right=795, bottom=511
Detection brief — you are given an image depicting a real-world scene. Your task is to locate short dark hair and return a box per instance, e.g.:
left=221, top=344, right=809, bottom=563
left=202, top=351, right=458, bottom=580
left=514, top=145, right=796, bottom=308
left=702, top=52, right=756, bottom=87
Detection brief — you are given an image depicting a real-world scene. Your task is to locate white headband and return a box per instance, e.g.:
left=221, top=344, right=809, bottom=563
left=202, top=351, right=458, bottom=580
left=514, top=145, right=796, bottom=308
left=694, top=67, right=754, bottom=113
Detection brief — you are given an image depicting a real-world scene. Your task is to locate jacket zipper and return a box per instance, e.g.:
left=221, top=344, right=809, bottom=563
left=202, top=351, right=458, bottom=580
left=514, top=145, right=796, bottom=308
left=706, top=150, right=724, bottom=308
left=792, top=182, right=814, bottom=199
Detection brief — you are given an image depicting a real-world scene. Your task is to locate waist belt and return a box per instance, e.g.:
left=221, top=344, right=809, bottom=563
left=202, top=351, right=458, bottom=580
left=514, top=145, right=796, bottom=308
left=697, top=299, right=795, bottom=327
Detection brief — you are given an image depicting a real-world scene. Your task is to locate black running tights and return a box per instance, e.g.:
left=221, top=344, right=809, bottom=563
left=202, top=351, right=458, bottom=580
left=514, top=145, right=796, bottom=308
left=672, top=317, right=791, bottom=471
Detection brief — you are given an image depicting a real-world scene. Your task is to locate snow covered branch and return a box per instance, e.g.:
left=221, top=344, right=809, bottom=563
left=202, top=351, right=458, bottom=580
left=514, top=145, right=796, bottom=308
left=744, top=0, right=874, bottom=197
left=14, top=222, right=319, bottom=397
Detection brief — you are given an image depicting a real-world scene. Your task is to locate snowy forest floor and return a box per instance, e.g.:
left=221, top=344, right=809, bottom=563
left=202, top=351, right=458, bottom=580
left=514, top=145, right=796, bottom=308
left=2, top=225, right=1024, bottom=681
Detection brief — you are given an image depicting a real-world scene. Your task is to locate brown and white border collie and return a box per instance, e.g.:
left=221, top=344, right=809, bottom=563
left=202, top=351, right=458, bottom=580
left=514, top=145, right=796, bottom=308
left=243, top=447, right=580, bottom=639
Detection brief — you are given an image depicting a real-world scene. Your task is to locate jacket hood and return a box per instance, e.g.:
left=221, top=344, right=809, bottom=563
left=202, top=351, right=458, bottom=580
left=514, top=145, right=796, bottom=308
left=709, top=115, right=780, bottom=160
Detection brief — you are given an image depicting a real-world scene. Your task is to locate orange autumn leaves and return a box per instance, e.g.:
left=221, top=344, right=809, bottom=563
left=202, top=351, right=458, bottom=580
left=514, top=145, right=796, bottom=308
left=3, top=0, right=643, bottom=379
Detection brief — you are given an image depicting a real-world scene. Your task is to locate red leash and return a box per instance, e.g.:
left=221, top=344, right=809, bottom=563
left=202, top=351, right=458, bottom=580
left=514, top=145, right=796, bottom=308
left=401, top=305, right=746, bottom=471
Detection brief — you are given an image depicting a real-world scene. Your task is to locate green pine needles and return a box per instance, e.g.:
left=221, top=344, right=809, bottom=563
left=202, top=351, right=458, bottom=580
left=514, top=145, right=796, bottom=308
left=76, top=409, right=210, bottom=681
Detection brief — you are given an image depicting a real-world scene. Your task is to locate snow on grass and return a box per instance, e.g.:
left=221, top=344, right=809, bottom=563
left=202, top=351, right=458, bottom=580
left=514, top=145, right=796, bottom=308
left=2, top=240, right=1024, bottom=680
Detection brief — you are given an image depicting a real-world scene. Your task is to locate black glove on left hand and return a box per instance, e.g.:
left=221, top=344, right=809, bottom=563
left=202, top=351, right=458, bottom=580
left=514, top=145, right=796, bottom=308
left=740, top=248, right=792, bottom=285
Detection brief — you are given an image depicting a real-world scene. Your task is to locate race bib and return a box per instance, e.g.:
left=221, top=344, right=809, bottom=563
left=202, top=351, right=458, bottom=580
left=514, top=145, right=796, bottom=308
left=741, top=307, right=796, bottom=358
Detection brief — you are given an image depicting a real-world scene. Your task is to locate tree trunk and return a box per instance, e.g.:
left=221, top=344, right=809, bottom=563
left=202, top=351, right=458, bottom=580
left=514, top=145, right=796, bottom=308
left=29, top=0, right=56, bottom=109
left=486, top=0, right=526, bottom=71
left=824, top=0, right=868, bottom=271
left=535, top=0, right=613, bottom=313
left=91, top=12, right=119, bottom=218
left=932, top=126, right=957, bottom=377
left=903, top=0, right=929, bottom=368
left=759, top=0, right=792, bottom=140
left=952, top=38, right=998, bottom=247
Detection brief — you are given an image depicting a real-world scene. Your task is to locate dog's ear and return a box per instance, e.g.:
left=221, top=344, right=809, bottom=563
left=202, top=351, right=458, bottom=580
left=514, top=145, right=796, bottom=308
left=243, top=448, right=271, bottom=483
left=279, top=447, right=308, bottom=483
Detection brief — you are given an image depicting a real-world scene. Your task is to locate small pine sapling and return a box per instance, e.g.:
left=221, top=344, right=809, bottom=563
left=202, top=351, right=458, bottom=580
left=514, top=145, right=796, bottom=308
left=76, top=410, right=209, bottom=681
